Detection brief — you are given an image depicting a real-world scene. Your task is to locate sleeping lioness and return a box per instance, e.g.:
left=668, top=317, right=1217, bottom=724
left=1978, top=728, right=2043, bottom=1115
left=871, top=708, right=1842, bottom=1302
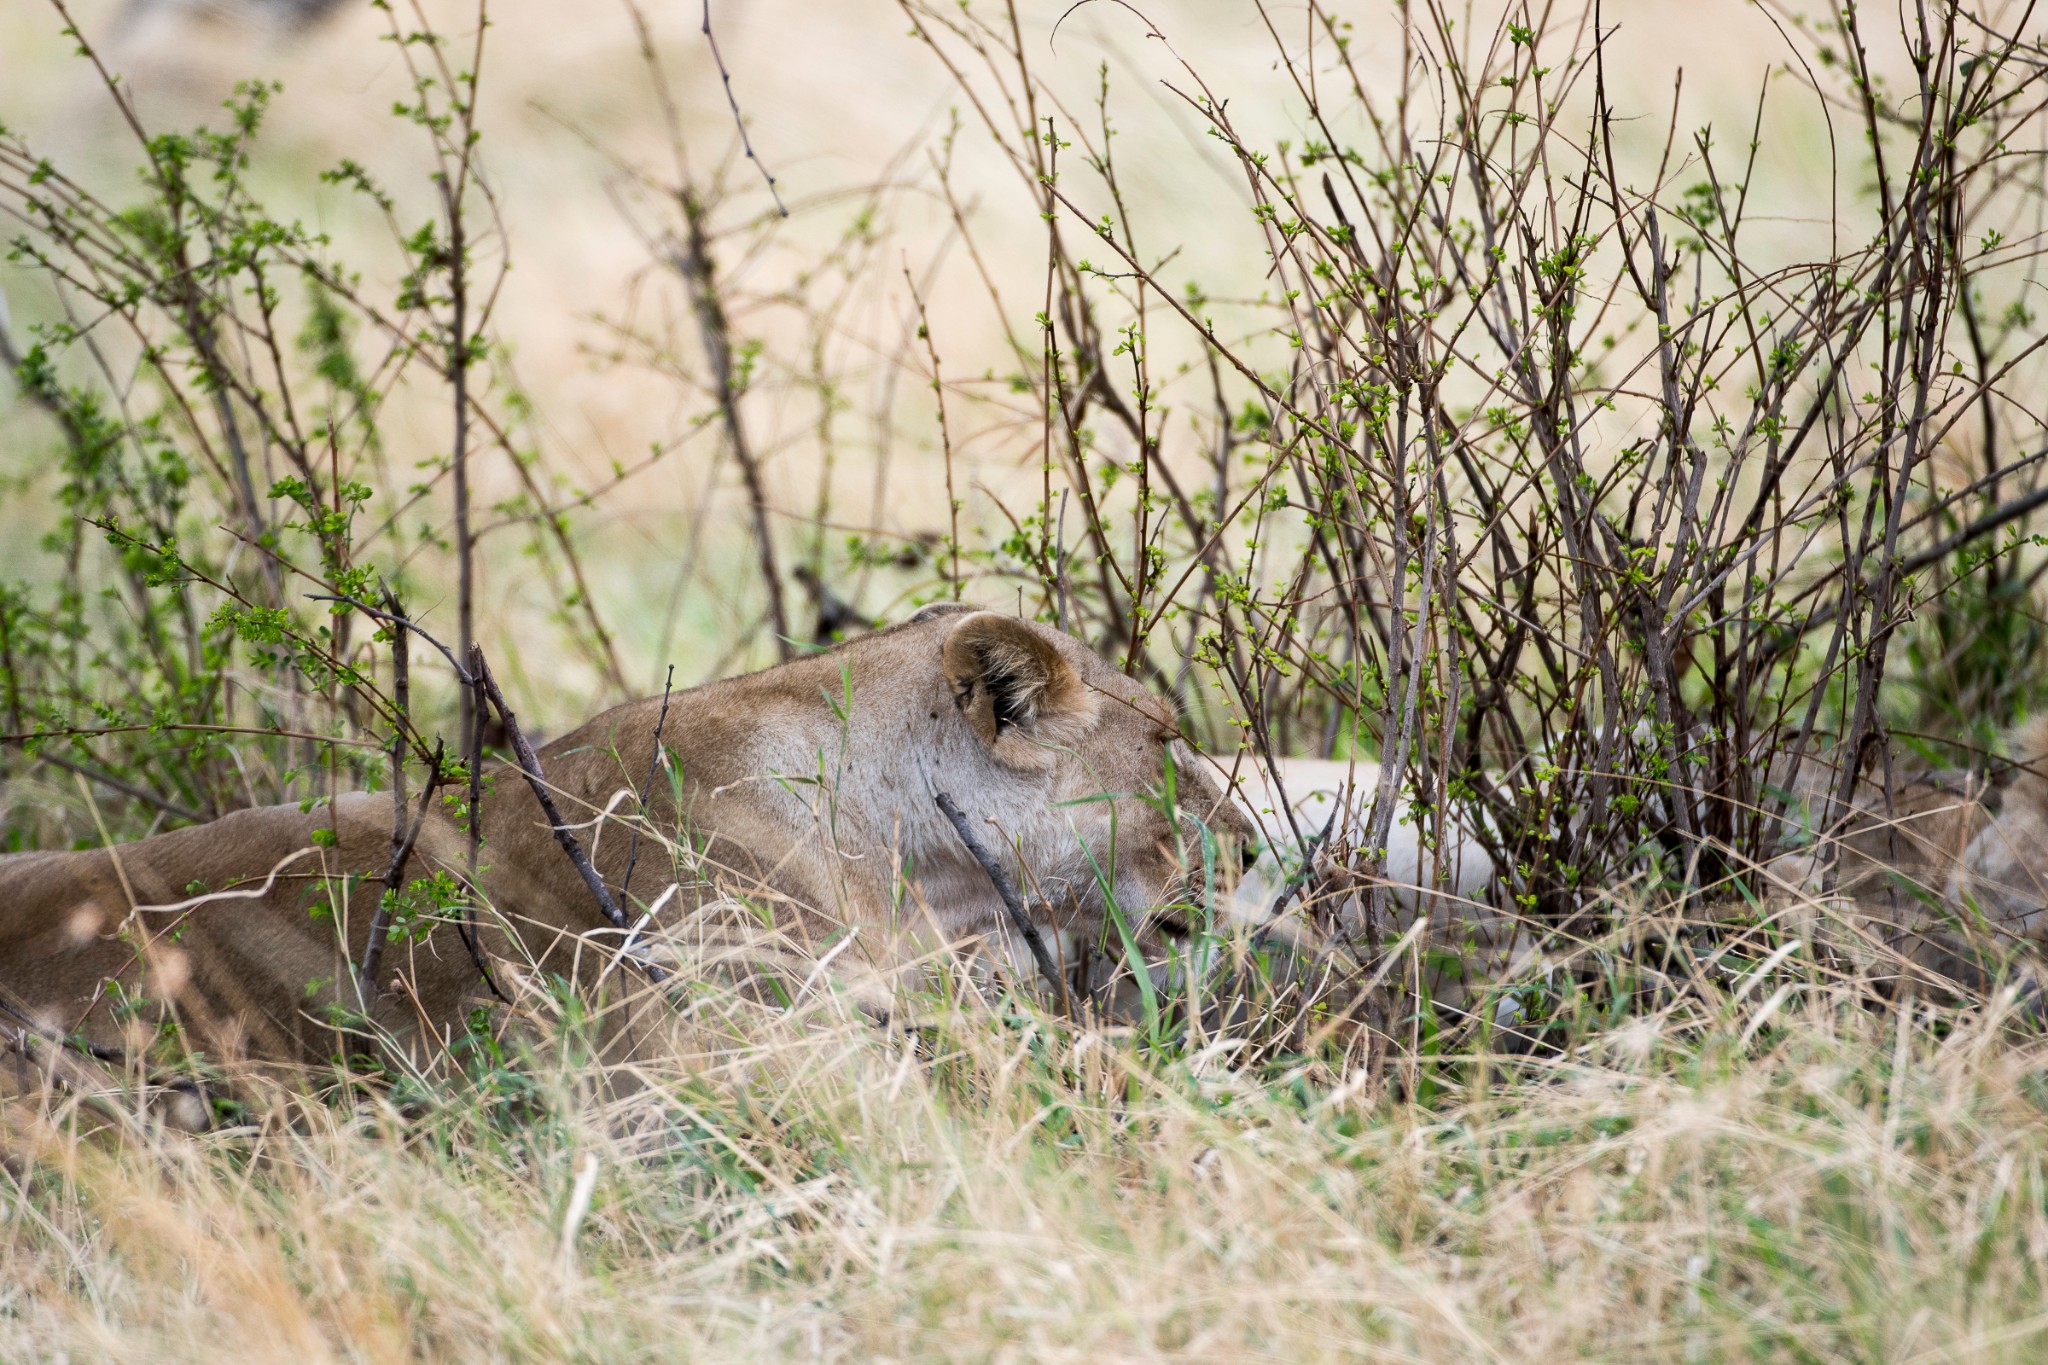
left=0, top=605, right=1255, bottom=1086
left=1232, top=726, right=2048, bottom=1024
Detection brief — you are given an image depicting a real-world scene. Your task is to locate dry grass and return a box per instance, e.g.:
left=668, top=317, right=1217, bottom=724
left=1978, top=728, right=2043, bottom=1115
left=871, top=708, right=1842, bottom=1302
left=3, top=966, right=2046, bottom=1362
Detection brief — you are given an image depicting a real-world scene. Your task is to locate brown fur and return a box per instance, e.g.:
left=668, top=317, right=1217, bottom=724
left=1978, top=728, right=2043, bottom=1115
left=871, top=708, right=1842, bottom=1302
left=0, top=609, right=1253, bottom=1085
left=1765, top=729, right=2048, bottom=994
left=1949, top=715, right=2048, bottom=943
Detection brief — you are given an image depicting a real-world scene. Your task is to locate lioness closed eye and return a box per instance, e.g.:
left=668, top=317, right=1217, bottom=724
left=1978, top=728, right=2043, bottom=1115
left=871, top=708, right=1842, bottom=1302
left=0, top=606, right=1255, bottom=1081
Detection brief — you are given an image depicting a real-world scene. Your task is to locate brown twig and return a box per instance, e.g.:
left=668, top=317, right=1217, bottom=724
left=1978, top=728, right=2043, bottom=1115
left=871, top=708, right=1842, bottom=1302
left=701, top=0, right=788, bottom=216
left=672, top=195, right=792, bottom=660
left=904, top=266, right=962, bottom=597
left=356, top=741, right=446, bottom=1009
left=31, top=752, right=204, bottom=825
left=356, top=590, right=414, bottom=1006
left=934, top=791, right=1064, bottom=997
left=459, top=655, right=504, bottom=999
left=446, top=174, right=478, bottom=751
left=618, top=664, right=675, bottom=908
left=470, top=646, right=668, bottom=985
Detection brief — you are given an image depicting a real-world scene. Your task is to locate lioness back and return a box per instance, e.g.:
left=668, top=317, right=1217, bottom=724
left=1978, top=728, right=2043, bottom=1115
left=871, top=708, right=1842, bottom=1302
left=0, top=793, right=487, bottom=1068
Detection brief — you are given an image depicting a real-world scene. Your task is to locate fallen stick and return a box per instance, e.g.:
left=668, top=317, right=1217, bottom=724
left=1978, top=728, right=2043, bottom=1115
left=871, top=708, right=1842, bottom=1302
left=934, top=791, right=1064, bottom=997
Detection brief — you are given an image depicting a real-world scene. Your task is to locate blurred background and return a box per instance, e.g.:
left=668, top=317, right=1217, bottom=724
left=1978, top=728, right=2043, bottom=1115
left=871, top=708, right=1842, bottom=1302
left=0, top=0, right=1846, bottom=704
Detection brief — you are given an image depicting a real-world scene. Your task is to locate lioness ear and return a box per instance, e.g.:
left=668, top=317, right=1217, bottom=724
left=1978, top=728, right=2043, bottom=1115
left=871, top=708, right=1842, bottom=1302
left=942, top=613, right=1098, bottom=757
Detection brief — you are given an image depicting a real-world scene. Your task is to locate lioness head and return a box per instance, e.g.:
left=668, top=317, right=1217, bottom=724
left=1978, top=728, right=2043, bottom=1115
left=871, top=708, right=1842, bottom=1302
left=909, top=604, right=1257, bottom=953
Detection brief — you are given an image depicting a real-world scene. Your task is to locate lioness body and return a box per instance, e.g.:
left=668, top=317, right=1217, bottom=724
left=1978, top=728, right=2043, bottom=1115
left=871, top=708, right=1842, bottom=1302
left=1240, top=742, right=2048, bottom=1012
left=0, top=607, right=1250, bottom=1073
